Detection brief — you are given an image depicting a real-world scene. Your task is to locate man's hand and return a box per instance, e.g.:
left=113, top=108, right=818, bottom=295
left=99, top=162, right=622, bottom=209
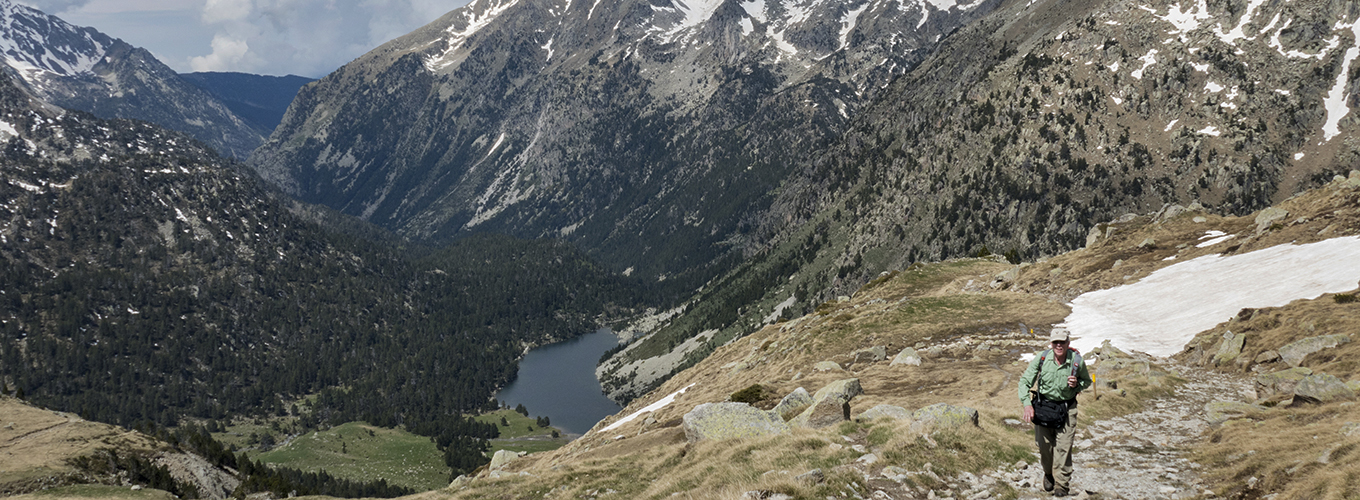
left=1022, top=405, right=1034, bottom=423
left=1067, top=375, right=1078, bottom=388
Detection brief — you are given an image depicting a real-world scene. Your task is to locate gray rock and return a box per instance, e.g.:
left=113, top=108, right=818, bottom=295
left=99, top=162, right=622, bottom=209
left=858, top=404, right=913, bottom=421
left=856, top=453, right=879, bottom=465
left=1255, top=207, right=1289, bottom=233
left=1203, top=401, right=1265, bottom=425
left=1213, top=331, right=1246, bottom=367
left=1293, top=373, right=1356, bottom=405
left=683, top=402, right=791, bottom=442
left=1137, top=237, right=1157, bottom=249
left=771, top=387, right=814, bottom=421
left=852, top=346, right=888, bottom=364
left=489, top=449, right=523, bottom=470
left=791, top=379, right=862, bottom=428
left=449, top=475, right=472, bottom=488
left=1279, top=334, right=1351, bottom=367
left=795, top=468, right=825, bottom=484
left=1194, top=216, right=1208, bottom=223
left=1254, top=350, right=1281, bottom=364
left=891, top=347, right=923, bottom=366
left=1340, top=422, right=1360, bottom=437
left=813, top=361, right=843, bottom=372
left=1257, top=367, right=1314, bottom=397
left=910, top=403, right=979, bottom=433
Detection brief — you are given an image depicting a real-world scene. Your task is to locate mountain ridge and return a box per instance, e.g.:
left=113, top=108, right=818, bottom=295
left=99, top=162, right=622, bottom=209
left=0, top=0, right=266, bottom=158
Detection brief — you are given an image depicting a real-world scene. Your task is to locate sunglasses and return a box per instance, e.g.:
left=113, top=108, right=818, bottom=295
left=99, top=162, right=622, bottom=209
left=1050, top=340, right=1069, bottom=345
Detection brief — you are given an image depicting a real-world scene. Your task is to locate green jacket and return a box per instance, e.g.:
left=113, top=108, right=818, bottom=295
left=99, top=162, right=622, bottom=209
left=1018, top=349, right=1092, bottom=406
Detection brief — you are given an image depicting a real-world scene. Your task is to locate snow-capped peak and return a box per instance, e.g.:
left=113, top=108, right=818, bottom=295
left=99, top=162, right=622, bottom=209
left=0, top=0, right=112, bottom=79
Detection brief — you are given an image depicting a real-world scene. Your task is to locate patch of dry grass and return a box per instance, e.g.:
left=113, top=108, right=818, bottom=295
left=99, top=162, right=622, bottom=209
left=1196, top=403, right=1360, bottom=499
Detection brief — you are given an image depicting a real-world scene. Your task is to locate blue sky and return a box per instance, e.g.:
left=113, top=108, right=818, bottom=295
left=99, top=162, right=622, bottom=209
left=19, top=0, right=468, bottom=78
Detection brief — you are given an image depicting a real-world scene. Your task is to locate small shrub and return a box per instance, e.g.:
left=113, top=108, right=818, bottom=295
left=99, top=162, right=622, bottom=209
left=1334, top=294, right=1357, bottom=304
left=730, top=384, right=768, bottom=404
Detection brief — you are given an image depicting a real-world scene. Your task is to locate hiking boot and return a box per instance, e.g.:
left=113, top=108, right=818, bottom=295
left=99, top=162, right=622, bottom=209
left=1043, top=473, right=1054, bottom=492
left=1053, top=486, right=1069, bottom=497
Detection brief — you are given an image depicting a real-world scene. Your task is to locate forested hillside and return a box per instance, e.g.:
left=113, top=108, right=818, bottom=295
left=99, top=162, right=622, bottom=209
left=0, top=71, right=648, bottom=450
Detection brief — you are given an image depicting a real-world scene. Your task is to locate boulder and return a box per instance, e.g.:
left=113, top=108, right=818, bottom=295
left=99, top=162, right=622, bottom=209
left=857, top=405, right=912, bottom=421
left=1278, top=334, right=1351, bottom=367
left=489, top=449, right=523, bottom=470
left=1203, top=401, right=1265, bottom=425
left=851, top=346, right=888, bottom=364
left=1254, top=350, right=1281, bottom=364
left=1255, top=207, right=1289, bottom=233
left=1256, top=367, right=1313, bottom=397
left=1293, top=373, right=1356, bottom=405
left=891, top=347, right=923, bottom=366
left=813, top=361, right=843, bottom=372
left=1341, top=422, right=1360, bottom=438
left=771, top=388, right=813, bottom=421
left=795, top=469, right=825, bottom=484
left=790, top=379, right=862, bottom=429
left=909, top=403, right=979, bottom=433
left=1213, top=331, right=1246, bottom=367
left=683, top=402, right=791, bottom=442
left=1137, top=237, right=1157, bottom=249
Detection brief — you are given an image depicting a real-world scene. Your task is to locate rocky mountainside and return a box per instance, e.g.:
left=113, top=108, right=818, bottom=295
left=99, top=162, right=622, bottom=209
left=598, top=0, right=1360, bottom=403
left=180, top=72, right=315, bottom=133
left=0, top=0, right=265, bottom=157
left=442, top=173, right=1360, bottom=500
left=250, top=0, right=1000, bottom=292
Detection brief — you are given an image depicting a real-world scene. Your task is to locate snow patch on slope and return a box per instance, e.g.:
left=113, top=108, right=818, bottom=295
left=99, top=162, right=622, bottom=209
left=1065, top=236, right=1360, bottom=357
left=426, top=0, right=521, bottom=71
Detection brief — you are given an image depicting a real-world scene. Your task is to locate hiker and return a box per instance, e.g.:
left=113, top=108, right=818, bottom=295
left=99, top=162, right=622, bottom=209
left=1019, top=326, right=1092, bottom=497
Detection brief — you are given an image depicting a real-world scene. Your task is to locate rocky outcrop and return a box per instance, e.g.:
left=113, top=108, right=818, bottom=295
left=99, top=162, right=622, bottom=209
left=790, top=379, right=863, bottom=429
left=1293, top=374, right=1356, bottom=405
left=857, top=405, right=912, bottom=421
left=890, top=347, right=923, bottom=366
left=771, top=388, right=813, bottom=421
left=1203, top=401, right=1265, bottom=425
left=683, top=403, right=791, bottom=442
left=910, top=403, right=979, bottom=433
left=1278, top=335, right=1351, bottom=367
left=1256, top=367, right=1314, bottom=398
left=1212, top=331, right=1246, bottom=367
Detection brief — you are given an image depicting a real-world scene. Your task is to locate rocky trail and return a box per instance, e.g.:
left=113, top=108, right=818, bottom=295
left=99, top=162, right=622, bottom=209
left=1065, top=366, right=1253, bottom=499
left=826, top=362, right=1255, bottom=500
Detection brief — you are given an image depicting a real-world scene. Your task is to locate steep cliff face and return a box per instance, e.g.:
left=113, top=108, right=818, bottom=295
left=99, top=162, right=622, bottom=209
left=599, top=0, right=1360, bottom=403
left=0, top=0, right=265, bottom=158
left=250, top=0, right=999, bottom=290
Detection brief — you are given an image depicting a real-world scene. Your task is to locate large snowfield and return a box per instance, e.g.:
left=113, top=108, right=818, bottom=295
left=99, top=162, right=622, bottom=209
left=1065, top=235, right=1360, bottom=358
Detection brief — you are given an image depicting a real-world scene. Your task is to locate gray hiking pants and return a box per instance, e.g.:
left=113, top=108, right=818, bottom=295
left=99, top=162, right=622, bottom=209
left=1035, top=402, right=1079, bottom=490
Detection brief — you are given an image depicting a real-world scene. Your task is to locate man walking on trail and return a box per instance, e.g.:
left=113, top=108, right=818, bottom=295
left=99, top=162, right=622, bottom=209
left=1019, top=326, right=1092, bottom=497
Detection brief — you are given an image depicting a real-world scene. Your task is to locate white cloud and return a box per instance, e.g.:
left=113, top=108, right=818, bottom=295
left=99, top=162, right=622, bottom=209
left=203, top=0, right=252, bottom=23
left=20, top=0, right=470, bottom=77
left=189, top=34, right=252, bottom=72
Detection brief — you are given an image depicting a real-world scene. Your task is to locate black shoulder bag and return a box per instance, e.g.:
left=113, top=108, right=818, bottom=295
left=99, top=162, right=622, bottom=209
left=1030, top=349, right=1080, bottom=429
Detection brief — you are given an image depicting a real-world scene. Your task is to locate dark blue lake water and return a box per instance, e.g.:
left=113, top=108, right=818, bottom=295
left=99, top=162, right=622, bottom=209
left=495, top=328, right=623, bottom=436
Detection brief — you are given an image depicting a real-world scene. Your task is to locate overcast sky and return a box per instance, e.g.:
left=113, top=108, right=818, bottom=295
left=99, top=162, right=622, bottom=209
left=18, top=0, right=469, bottom=78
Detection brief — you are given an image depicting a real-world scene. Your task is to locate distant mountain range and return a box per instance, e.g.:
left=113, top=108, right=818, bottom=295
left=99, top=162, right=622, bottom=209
left=181, top=72, right=314, bottom=133
left=249, top=0, right=1002, bottom=296
left=0, top=0, right=282, bottom=157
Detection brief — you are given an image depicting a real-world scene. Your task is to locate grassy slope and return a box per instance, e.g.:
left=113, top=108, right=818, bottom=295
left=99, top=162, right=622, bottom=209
left=253, top=422, right=448, bottom=492
left=474, top=409, right=569, bottom=455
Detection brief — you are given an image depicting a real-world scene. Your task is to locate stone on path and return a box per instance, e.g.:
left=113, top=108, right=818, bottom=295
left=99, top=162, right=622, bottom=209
left=1203, top=401, right=1265, bottom=425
